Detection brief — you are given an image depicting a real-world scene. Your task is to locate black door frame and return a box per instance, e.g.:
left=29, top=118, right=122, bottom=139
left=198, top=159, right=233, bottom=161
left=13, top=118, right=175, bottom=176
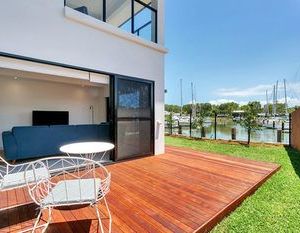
left=110, top=75, right=155, bottom=161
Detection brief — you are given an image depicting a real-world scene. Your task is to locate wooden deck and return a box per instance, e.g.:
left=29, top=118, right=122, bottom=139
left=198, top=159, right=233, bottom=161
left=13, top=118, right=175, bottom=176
left=0, top=146, right=280, bottom=233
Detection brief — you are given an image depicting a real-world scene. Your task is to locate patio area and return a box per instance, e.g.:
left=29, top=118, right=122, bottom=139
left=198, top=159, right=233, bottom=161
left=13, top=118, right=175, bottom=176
left=0, top=146, right=280, bottom=233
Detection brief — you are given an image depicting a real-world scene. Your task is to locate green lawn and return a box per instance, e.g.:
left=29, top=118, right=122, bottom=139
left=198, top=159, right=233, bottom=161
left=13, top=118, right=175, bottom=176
left=165, top=136, right=300, bottom=233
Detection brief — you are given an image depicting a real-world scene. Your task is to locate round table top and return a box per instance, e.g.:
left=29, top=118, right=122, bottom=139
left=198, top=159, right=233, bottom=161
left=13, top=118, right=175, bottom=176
left=60, top=142, right=115, bottom=154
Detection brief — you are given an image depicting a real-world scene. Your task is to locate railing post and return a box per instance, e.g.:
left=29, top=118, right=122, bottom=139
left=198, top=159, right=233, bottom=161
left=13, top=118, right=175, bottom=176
left=277, top=130, right=282, bottom=143
left=189, top=111, right=192, bottom=137
left=103, top=0, right=106, bottom=22
left=231, top=128, right=236, bottom=140
left=289, top=113, right=292, bottom=147
left=214, top=112, right=217, bottom=140
left=131, top=0, right=135, bottom=34
left=178, top=120, right=182, bottom=135
left=201, top=127, right=206, bottom=138
left=154, top=10, right=158, bottom=43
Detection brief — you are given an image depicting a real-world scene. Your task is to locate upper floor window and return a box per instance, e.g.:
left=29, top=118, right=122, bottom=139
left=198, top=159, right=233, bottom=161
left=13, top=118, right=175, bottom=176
left=65, top=0, right=157, bottom=43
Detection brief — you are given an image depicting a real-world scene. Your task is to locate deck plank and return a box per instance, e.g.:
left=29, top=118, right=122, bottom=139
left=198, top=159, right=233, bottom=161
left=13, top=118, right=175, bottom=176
left=0, top=146, right=280, bottom=233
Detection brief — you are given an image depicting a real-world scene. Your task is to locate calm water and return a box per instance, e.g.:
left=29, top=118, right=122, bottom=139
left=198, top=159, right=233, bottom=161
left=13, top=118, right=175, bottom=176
left=167, top=119, right=289, bottom=144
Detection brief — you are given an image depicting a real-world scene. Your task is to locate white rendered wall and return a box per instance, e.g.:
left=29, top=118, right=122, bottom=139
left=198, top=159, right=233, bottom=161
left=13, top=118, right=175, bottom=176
left=0, top=0, right=166, bottom=154
left=0, top=76, right=108, bottom=149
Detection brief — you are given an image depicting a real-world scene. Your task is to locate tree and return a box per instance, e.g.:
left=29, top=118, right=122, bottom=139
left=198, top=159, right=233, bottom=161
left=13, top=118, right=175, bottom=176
left=193, top=110, right=205, bottom=129
left=165, top=112, right=174, bottom=134
left=218, top=102, right=239, bottom=115
left=268, top=103, right=287, bottom=115
left=196, top=103, right=212, bottom=116
left=240, top=102, right=261, bottom=144
left=192, top=108, right=206, bottom=138
left=211, top=105, right=220, bottom=116
left=249, top=101, right=262, bottom=112
left=182, top=104, right=192, bottom=114
left=165, top=104, right=181, bottom=113
left=240, top=104, right=248, bottom=111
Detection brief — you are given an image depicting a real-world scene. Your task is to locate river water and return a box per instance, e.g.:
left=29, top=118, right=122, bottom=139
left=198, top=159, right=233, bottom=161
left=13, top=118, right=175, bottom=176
left=167, top=119, right=289, bottom=145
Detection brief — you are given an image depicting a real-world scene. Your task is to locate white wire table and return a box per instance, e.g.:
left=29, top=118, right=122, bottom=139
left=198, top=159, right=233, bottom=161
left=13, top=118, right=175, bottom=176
left=60, top=142, right=115, bottom=161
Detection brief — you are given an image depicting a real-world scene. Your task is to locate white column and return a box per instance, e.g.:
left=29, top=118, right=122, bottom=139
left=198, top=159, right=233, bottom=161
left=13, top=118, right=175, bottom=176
left=152, top=0, right=165, bottom=45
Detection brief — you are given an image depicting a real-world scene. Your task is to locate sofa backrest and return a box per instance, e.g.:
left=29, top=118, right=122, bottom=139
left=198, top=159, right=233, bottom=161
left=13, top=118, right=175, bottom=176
left=76, top=124, right=101, bottom=141
left=97, top=123, right=111, bottom=141
left=13, top=126, right=55, bottom=157
left=4, top=123, right=111, bottom=160
left=49, top=125, right=78, bottom=153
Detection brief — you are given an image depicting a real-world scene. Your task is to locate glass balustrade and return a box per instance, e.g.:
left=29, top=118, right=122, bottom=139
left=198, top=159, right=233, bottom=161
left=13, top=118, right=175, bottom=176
left=65, top=0, right=157, bottom=43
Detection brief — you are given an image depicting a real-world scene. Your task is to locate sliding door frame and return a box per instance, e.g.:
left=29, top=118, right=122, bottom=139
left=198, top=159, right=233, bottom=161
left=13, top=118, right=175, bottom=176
left=110, top=75, right=155, bottom=161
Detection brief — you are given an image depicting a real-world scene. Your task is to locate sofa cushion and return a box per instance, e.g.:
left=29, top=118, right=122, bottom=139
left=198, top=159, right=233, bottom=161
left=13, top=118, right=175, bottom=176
left=1, top=166, right=49, bottom=191
left=41, top=178, right=101, bottom=206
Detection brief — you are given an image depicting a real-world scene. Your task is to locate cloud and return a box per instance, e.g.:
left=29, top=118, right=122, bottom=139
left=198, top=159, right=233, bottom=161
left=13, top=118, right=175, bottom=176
left=216, top=84, right=272, bottom=97
left=278, top=97, right=300, bottom=106
left=209, top=97, right=300, bottom=107
left=216, top=82, right=300, bottom=98
left=209, top=99, right=239, bottom=105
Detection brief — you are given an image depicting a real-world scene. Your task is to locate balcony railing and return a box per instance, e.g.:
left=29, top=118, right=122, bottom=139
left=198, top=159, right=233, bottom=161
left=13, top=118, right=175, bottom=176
left=65, top=0, right=157, bottom=43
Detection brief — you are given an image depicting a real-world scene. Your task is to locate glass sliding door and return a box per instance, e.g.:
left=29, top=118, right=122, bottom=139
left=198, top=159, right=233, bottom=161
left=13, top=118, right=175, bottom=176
left=112, top=75, right=154, bottom=161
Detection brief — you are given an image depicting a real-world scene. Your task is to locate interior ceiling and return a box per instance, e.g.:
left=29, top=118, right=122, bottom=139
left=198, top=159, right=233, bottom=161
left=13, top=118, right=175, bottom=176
left=67, top=0, right=103, bottom=19
left=0, top=68, right=106, bottom=87
left=107, top=0, right=129, bottom=17
left=107, top=0, right=152, bottom=27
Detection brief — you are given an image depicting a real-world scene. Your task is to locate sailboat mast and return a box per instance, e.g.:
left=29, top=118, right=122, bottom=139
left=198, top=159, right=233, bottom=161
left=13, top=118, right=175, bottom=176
left=191, top=82, right=196, bottom=119
left=180, top=79, right=183, bottom=116
left=266, top=90, right=269, bottom=116
left=194, top=84, right=198, bottom=114
left=191, top=82, right=194, bottom=115
left=273, top=85, right=276, bottom=117
left=284, top=79, right=288, bottom=115
left=194, top=84, right=197, bottom=105
left=191, top=82, right=194, bottom=105
left=275, top=80, right=278, bottom=105
left=274, top=81, right=278, bottom=116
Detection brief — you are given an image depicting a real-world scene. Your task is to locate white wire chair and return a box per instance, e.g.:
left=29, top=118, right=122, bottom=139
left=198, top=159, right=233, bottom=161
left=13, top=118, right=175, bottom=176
left=0, top=157, right=49, bottom=195
left=24, top=156, right=112, bottom=233
left=0, top=155, right=82, bottom=193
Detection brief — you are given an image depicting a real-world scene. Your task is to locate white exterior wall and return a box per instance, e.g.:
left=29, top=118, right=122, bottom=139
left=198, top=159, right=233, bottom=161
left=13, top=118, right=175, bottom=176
left=0, top=76, right=108, bottom=149
left=0, top=0, right=166, bottom=154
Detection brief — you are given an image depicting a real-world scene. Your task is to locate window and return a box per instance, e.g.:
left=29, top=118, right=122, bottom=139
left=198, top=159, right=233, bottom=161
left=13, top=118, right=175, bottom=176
left=65, top=0, right=157, bottom=43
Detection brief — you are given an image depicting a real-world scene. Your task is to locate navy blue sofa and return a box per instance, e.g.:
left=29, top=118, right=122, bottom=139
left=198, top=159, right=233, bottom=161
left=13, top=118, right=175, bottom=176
left=2, top=123, right=111, bottom=161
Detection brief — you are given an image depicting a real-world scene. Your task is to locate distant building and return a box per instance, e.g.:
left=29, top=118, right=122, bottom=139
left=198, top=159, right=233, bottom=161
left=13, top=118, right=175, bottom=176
left=232, top=110, right=245, bottom=121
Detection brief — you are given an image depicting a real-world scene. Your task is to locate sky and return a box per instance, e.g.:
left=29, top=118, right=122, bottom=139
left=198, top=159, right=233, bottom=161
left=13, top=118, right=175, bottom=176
left=164, top=0, right=300, bottom=106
